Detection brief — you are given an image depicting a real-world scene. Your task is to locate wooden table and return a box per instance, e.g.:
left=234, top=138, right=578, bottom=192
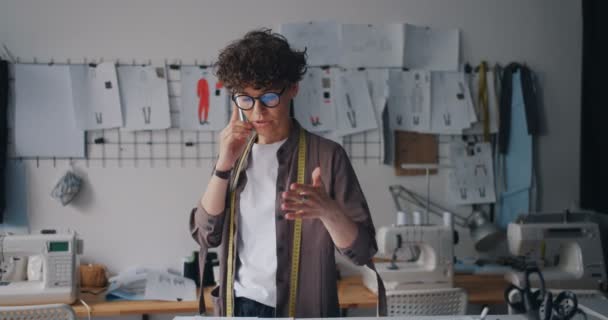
left=73, top=274, right=509, bottom=317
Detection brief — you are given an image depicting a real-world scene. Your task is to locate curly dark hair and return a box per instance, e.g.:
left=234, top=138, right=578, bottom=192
left=214, top=29, right=307, bottom=92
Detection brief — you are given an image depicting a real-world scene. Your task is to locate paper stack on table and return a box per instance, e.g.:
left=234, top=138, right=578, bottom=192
left=107, top=267, right=196, bottom=302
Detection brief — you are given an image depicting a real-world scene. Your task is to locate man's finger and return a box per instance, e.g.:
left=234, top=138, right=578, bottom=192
left=281, top=191, right=317, bottom=204
left=230, top=105, right=240, bottom=122
left=231, top=126, right=252, bottom=135
left=312, top=167, right=324, bottom=188
left=233, top=121, right=253, bottom=130
left=289, top=183, right=317, bottom=193
left=281, top=192, right=301, bottom=203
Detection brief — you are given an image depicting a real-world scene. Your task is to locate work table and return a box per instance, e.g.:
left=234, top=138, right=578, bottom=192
left=73, top=274, right=509, bottom=317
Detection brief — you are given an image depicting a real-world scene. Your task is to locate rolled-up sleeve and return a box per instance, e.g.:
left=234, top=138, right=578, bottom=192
left=329, top=146, right=378, bottom=265
left=189, top=203, right=226, bottom=248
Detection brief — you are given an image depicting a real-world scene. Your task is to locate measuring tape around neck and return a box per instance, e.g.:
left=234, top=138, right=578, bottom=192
left=225, top=128, right=306, bottom=317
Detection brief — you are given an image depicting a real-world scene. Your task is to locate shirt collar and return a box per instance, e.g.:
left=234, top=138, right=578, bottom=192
left=243, top=119, right=303, bottom=169
left=278, top=119, right=302, bottom=157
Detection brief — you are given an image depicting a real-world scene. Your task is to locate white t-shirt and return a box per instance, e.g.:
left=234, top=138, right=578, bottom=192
left=234, top=138, right=286, bottom=307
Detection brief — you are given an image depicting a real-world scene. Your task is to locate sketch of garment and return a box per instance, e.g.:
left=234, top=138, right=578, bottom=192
left=117, top=65, right=171, bottom=131
left=428, top=71, right=476, bottom=134
left=293, top=68, right=336, bottom=132
left=70, top=62, right=123, bottom=130
left=388, top=70, right=431, bottom=132
left=346, top=94, right=356, bottom=128
left=411, top=82, right=423, bottom=126
left=139, top=70, right=152, bottom=125
left=142, top=106, right=151, bottom=124
left=179, top=66, right=228, bottom=131
left=197, top=78, right=210, bottom=125
left=447, top=141, right=496, bottom=204
left=94, top=112, right=103, bottom=124
left=333, top=70, right=377, bottom=137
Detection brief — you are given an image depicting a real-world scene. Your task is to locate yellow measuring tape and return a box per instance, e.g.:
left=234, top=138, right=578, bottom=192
left=225, top=128, right=306, bottom=317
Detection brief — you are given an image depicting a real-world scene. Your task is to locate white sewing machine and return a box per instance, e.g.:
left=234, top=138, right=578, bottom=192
left=363, top=213, right=454, bottom=292
left=505, top=215, right=607, bottom=290
left=0, top=231, right=82, bottom=305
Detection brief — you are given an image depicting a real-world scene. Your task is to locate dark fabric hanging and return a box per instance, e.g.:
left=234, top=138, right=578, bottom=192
left=497, top=63, right=540, bottom=154
left=580, top=0, right=608, bottom=213
left=0, top=60, right=8, bottom=223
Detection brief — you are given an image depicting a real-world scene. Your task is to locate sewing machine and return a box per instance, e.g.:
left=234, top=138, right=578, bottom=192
left=362, top=214, right=454, bottom=292
left=0, top=231, right=82, bottom=305
left=505, top=214, right=607, bottom=290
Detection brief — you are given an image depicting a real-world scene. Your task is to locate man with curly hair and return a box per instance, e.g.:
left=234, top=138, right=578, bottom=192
left=190, top=29, right=385, bottom=317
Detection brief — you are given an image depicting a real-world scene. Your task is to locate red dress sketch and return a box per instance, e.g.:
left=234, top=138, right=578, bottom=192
left=197, top=78, right=210, bottom=125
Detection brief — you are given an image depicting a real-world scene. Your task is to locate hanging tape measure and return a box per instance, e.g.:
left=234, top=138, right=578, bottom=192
left=225, top=128, right=306, bottom=317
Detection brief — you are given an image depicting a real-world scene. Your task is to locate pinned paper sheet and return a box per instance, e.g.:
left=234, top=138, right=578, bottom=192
left=365, top=69, right=390, bottom=157
left=394, top=131, right=438, bottom=176
left=280, top=21, right=340, bottom=66
left=117, top=65, right=171, bottom=131
left=365, top=69, right=390, bottom=124
left=180, top=66, right=229, bottom=131
left=13, top=64, right=85, bottom=157
left=404, top=24, right=460, bottom=71
left=341, top=24, right=404, bottom=68
left=333, top=70, right=377, bottom=136
left=293, top=68, right=336, bottom=132
left=388, top=70, right=431, bottom=132
left=447, top=141, right=496, bottom=204
left=70, top=62, right=123, bottom=130
left=428, top=71, right=476, bottom=134
left=465, top=69, right=500, bottom=135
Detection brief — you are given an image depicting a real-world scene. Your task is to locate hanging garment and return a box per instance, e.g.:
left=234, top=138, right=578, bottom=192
left=498, top=63, right=540, bottom=154
left=497, top=70, right=534, bottom=228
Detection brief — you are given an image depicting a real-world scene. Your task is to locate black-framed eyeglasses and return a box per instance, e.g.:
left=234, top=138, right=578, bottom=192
left=231, top=87, right=286, bottom=110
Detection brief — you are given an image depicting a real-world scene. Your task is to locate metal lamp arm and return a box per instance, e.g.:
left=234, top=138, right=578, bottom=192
left=389, top=185, right=468, bottom=227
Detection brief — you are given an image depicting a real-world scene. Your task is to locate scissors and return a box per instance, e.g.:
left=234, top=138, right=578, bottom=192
left=505, top=266, right=586, bottom=320
left=504, top=266, right=549, bottom=320
left=539, top=291, right=587, bottom=320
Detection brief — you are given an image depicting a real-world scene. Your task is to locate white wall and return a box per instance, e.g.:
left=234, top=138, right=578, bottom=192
left=0, top=0, right=582, bottom=317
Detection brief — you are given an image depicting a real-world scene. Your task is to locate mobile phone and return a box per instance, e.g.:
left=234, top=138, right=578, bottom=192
left=239, top=109, right=248, bottom=122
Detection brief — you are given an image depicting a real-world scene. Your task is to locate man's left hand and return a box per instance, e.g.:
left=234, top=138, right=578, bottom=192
left=280, top=167, right=340, bottom=221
